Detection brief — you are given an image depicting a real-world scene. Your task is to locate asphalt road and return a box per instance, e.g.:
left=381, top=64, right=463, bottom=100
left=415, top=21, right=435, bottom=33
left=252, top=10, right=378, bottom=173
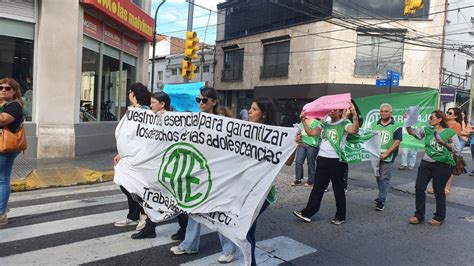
left=1, top=155, right=473, bottom=265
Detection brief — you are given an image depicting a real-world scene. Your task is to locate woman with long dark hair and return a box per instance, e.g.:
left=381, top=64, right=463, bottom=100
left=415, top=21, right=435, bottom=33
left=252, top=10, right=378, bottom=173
left=406, top=110, right=460, bottom=225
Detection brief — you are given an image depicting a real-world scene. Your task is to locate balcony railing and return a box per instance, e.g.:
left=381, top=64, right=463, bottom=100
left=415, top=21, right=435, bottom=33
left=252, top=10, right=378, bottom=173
left=221, top=68, right=243, bottom=81
left=260, top=63, right=288, bottom=79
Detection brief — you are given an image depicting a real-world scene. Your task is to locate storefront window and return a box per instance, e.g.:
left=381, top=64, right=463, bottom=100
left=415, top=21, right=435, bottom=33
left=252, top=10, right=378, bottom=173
left=80, top=48, right=100, bottom=122
left=101, top=54, right=120, bottom=121
left=0, top=35, right=34, bottom=121
left=121, top=61, right=136, bottom=116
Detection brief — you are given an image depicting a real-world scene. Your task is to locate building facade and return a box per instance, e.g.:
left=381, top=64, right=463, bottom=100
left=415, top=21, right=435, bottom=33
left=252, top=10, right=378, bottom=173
left=215, top=0, right=447, bottom=126
left=0, top=0, right=153, bottom=158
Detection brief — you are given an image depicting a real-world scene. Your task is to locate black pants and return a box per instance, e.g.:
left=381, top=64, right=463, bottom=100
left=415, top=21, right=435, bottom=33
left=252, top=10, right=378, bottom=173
left=414, top=160, right=451, bottom=222
left=177, top=214, right=188, bottom=234
left=301, top=157, right=347, bottom=220
left=119, top=185, right=144, bottom=221
left=247, top=200, right=270, bottom=266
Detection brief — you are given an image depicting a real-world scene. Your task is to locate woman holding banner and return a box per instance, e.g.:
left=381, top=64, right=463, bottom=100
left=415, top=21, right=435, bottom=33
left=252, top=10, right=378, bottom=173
left=293, top=104, right=359, bottom=225
left=406, top=110, right=460, bottom=225
left=170, top=87, right=237, bottom=264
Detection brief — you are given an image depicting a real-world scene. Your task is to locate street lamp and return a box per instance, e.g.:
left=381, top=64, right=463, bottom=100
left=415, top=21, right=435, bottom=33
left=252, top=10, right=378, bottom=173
left=151, top=0, right=166, bottom=92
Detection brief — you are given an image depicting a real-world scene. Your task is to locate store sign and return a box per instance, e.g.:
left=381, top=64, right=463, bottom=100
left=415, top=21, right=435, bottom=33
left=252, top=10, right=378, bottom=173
left=104, top=24, right=122, bottom=49
left=83, top=13, right=104, bottom=40
left=123, top=35, right=139, bottom=56
left=81, top=0, right=154, bottom=41
left=440, top=87, right=456, bottom=102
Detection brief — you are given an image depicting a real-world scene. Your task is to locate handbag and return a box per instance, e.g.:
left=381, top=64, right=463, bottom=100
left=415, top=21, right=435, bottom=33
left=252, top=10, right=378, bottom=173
left=451, top=153, right=467, bottom=176
left=0, top=126, right=27, bottom=153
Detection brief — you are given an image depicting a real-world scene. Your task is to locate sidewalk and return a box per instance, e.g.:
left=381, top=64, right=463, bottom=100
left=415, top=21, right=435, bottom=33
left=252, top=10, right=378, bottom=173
left=11, top=149, right=116, bottom=191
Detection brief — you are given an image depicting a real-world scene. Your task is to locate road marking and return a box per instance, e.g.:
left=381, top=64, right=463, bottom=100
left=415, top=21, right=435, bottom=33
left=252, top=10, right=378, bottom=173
left=181, top=236, right=317, bottom=265
left=0, top=223, right=212, bottom=264
left=0, top=210, right=126, bottom=243
left=9, top=183, right=119, bottom=203
left=9, top=194, right=125, bottom=218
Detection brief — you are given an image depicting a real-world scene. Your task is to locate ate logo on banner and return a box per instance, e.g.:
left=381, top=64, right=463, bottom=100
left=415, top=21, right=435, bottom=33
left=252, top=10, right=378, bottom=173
left=325, top=129, right=338, bottom=143
left=158, top=142, right=212, bottom=208
left=380, top=130, right=391, bottom=145
left=430, top=138, right=443, bottom=152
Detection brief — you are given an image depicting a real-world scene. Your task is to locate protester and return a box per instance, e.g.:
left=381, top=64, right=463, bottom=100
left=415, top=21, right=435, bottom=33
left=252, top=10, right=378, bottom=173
left=218, top=106, right=233, bottom=118
left=440, top=107, right=463, bottom=194
left=406, top=110, right=460, bottom=225
left=293, top=103, right=359, bottom=225
left=459, top=109, right=470, bottom=149
left=370, top=103, right=402, bottom=211
left=0, top=78, right=25, bottom=226
left=291, top=113, right=321, bottom=187
left=113, top=83, right=151, bottom=230
left=170, top=87, right=237, bottom=264
left=246, top=97, right=279, bottom=265
left=399, top=148, right=417, bottom=170
left=130, top=91, right=171, bottom=239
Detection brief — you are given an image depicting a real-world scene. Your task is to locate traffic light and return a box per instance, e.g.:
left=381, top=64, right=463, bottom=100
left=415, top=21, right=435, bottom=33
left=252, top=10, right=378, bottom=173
left=181, top=60, right=196, bottom=80
left=404, top=0, right=424, bottom=16
left=184, top=31, right=199, bottom=60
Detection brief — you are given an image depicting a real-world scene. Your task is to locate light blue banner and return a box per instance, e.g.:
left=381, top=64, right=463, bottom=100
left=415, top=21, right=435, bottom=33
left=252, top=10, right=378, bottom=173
left=163, top=82, right=205, bottom=112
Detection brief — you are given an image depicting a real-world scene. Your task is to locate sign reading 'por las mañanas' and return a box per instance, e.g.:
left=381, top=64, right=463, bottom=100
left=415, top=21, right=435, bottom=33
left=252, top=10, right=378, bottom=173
left=114, top=108, right=298, bottom=264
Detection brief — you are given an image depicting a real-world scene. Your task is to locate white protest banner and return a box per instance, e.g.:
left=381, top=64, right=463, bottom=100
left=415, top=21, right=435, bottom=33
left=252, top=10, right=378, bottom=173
left=114, top=108, right=298, bottom=265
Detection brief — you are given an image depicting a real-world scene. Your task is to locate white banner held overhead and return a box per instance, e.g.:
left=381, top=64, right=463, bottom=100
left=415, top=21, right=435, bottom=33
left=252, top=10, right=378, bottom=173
left=114, top=108, right=298, bottom=265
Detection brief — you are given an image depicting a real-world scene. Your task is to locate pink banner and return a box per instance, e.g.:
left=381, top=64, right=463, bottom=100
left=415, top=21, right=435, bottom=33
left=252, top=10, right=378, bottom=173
left=303, top=93, right=352, bottom=119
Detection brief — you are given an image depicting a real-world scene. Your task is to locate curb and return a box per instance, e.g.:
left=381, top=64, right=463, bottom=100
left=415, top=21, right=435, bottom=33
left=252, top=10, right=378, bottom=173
left=11, top=167, right=114, bottom=192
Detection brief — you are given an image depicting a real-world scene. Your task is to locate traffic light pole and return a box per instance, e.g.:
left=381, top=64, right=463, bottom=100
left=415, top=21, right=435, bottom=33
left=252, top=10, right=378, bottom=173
left=151, top=0, right=166, bottom=92
left=184, top=0, right=194, bottom=84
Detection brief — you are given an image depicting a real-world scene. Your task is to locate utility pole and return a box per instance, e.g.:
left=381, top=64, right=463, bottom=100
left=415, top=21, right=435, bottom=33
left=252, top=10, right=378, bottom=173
left=151, top=0, right=166, bottom=92
left=185, top=0, right=194, bottom=84
left=469, top=67, right=474, bottom=123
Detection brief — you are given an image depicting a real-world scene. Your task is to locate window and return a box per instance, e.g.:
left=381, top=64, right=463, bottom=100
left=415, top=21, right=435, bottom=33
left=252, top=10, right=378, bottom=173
left=131, top=0, right=142, bottom=8
left=158, top=71, right=163, bottom=80
left=101, top=53, right=120, bottom=121
left=222, top=49, right=243, bottom=81
left=195, top=66, right=200, bottom=73
left=0, top=35, right=34, bottom=121
left=80, top=48, right=100, bottom=122
left=261, top=41, right=290, bottom=79
left=204, top=65, right=210, bottom=73
left=354, top=34, right=404, bottom=77
left=171, top=68, right=177, bottom=75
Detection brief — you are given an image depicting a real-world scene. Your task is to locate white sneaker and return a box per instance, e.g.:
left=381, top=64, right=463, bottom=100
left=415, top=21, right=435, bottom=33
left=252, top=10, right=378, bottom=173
left=114, top=218, right=138, bottom=227
left=218, top=254, right=235, bottom=263
left=136, top=214, right=147, bottom=231
left=170, top=245, right=198, bottom=255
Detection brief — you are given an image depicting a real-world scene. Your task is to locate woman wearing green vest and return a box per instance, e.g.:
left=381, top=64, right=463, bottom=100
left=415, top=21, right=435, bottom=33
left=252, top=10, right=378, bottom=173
left=406, top=110, right=460, bottom=225
left=293, top=104, right=359, bottom=225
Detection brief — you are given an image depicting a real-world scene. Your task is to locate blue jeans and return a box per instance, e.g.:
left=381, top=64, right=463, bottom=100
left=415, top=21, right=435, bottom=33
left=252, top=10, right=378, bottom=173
left=179, top=217, right=237, bottom=255
left=471, top=144, right=474, bottom=173
left=295, top=144, right=319, bottom=183
left=400, top=148, right=417, bottom=167
left=247, top=200, right=270, bottom=266
left=0, top=152, right=17, bottom=214
left=375, top=161, right=393, bottom=203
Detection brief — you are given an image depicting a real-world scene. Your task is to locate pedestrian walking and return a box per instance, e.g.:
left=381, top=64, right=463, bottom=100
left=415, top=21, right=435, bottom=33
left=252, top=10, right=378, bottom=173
left=291, top=113, right=321, bottom=187
left=293, top=104, right=359, bottom=225
left=406, top=110, right=460, bottom=225
left=399, top=148, right=417, bottom=170
left=370, top=103, right=402, bottom=211
left=113, top=83, right=151, bottom=230
left=131, top=91, right=171, bottom=239
left=170, top=87, right=237, bottom=264
left=0, top=77, right=26, bottom=226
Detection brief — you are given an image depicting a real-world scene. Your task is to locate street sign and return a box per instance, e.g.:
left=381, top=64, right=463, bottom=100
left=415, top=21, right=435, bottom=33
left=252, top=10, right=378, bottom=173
left=440, top=87, right=456, bottom=102
left=391, top=72, right=400, bottom=86
left=376, top=79, right=390, bottom=87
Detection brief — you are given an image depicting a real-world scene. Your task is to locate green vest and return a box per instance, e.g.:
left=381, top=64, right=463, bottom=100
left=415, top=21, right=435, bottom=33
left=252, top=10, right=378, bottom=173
left=301, top=120, right=321, bottom=147
left=423, top=126, right=456, bottom=166
left=266, top=186, right=276, bottom=203
left=321, top=119, right=351, bottom=162
left=371, top=121, right=400, bottom=162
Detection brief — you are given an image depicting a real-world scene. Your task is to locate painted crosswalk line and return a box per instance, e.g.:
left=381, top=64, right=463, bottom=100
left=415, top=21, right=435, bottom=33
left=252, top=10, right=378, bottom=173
left=181, top=236, right=317, bottom=265
left=0, top=223, right=212, bottom=265
left=9, top=194, right=125, bottom=218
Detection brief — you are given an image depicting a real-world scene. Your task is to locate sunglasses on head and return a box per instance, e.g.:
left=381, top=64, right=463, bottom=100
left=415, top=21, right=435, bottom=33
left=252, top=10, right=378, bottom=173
left=195, top=97, right=209, bottom=104
left=0, top=85, right=12, bottom=91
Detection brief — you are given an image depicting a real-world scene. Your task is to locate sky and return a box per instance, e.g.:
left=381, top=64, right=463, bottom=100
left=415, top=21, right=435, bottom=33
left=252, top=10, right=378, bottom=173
left=151, top=0, right=226, bottom=44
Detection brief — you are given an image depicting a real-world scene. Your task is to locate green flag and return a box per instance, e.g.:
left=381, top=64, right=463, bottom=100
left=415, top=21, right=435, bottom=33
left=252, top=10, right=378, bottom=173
left=354, top=89, right=439, bottom=150
left=345, top=129, right=380, bottom=164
